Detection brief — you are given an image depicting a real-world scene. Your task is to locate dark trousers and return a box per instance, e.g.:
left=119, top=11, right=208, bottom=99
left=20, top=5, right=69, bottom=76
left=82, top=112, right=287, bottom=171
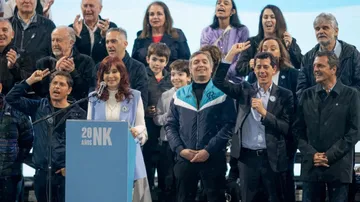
left=143, top=119, right=161, bottom=188
left=157, top=141, right=176, bottom=202
left=0, top=175, right=22, bottom=202
left=348, top=147, right=357, bottom=202
left=302, top=182, right=349, bottom=202
left=34, top=169, right=65, bottom=202
left=173, top=153, right=227, bottom=202
left=239, top=148, right=283, bottom=202
left=280, top=152, right=296, bottom=202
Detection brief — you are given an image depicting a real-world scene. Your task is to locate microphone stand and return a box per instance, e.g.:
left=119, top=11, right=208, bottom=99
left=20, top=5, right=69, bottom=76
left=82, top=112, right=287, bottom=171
left=32, top=93, right=97, bottom=202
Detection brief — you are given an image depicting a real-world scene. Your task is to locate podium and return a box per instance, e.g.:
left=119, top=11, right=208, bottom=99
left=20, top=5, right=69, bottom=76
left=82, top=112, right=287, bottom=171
left=65, top=120, right=136, bottom=202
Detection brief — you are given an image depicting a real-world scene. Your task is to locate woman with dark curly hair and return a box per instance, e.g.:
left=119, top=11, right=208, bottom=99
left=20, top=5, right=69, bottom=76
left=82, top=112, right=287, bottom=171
left=87, top=56, right=151, bottom=202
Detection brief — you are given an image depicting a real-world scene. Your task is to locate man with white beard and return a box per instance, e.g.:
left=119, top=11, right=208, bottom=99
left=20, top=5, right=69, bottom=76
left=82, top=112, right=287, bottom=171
left=33, top=26, right=96, bottom=110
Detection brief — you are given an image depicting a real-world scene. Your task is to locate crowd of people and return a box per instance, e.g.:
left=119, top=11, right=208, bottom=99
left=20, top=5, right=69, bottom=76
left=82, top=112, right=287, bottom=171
left=0, top=0, right=359, bottom=202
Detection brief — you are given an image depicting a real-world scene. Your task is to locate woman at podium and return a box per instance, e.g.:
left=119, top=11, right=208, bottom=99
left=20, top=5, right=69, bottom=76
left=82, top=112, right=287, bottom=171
left=87, top=56, right=152, bottom=202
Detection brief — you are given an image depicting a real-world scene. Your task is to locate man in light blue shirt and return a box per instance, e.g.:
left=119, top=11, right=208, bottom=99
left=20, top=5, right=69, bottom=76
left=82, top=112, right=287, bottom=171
left=214, top=50, right=294, bottom=202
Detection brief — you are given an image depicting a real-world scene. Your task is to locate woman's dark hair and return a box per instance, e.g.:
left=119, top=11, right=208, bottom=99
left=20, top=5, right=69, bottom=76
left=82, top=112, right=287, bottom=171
left=139, top=1, right=178, bottom=39
left=210, top=0, right=244, bottom=29
left=257, top=5, right=287, bottom=39
left=97, top=56, right=132, bottom=102
left=258, top=37, right=292, bottom=70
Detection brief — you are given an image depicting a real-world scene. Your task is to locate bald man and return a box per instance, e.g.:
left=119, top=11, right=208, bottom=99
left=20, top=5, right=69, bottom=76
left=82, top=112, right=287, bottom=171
left=34, top=26, right=96, bottom=110
left=69, top=0, right=117, bottom=63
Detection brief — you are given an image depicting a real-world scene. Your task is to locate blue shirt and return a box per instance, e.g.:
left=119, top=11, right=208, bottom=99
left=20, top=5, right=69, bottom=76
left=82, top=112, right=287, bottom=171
left=241, top=83, right=272, bottom=150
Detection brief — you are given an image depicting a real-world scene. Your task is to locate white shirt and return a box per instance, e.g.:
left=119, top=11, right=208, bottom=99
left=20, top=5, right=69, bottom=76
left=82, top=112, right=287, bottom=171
left=3, top=0, right=52, bottom=19
left=84, top=20, right=98, bottom=54
left=272, top=71, right=280, bottom=86
left=87, top=90, right=148, bottom=145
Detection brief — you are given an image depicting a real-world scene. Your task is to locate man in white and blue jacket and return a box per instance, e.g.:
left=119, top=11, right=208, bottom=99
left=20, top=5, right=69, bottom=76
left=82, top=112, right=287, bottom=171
left=165, top=51, right=236, bottom=202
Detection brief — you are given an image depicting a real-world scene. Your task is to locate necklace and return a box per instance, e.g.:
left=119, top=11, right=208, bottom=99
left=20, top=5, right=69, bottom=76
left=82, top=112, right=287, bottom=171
left=106, top=102, right=118, bottom=112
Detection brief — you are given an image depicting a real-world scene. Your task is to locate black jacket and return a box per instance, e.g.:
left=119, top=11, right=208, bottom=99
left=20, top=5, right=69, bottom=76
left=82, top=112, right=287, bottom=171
left=33, top=48, right=96, bottom=110
left=5, top=81, right=86, bottom=171
left=132, top=28, right=191, bottom=69
left=95, top=51, right=148, bottom=109
left=293, top=81, right=360, bottom=183
left=0, top=45, right=22, bottom=95
left=146, top=67, right=172, bottom=108
left=0, top=97, right=33, bottom=177
left=69, top=16, right=117, bottom=64
left=123, top=51, right=148, bottom=109
left=214, top=63, right=294, bottom=172
left=236, top=35, right=303, bottom=76
left=9, top=12, right=56, bottom=79
left=145, top=67, right=172, bottom=143
left=296, top=40, right=360, bottom=99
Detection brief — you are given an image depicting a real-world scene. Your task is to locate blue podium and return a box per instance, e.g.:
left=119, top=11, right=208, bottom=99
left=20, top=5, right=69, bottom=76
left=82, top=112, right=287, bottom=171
left=65, top=120, right=136, bottom=202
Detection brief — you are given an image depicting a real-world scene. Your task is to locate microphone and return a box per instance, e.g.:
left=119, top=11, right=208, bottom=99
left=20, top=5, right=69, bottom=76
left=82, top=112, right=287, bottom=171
left=96, top=81, right=107, bottom=97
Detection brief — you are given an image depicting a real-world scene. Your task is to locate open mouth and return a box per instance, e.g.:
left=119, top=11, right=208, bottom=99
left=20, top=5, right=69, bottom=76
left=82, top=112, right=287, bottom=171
left=108, top=49, right=116, bottom=54
left=53, top=91, right=60, bottom=96
left=217, top=8, right=225, bottom=12
left=265, top=22, right=273, bottom=28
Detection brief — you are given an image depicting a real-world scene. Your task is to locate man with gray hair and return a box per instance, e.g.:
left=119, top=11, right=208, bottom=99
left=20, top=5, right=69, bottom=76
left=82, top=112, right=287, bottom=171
left=9, top=0, right=55, bottom=82
left=297, top=13, right=360, bottom=95
left=33, top=26, right=96, bottom=110
left=69, top=0, right=117, bottom=64
left=296, top=12, right=360, bottom=202
left=103, top=27, right=148, bottom=108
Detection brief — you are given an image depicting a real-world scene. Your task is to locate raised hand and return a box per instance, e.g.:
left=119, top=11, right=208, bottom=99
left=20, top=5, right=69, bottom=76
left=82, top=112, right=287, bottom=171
left=283, top=31, right=293, bottom=48
left=26, top=69, right=51, bottom=85
left=6, top=49, right=17, bottom=69
left=97, top=18, right=110, bottom=37
left=224, top=41, right=251, bottom=63
left=73, top=15, right=83, bottom=37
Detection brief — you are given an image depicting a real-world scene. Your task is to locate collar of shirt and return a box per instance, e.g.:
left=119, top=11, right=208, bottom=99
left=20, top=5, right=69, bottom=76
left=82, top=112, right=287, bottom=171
left=17, top=12, right=37, bottom=30
left=319, top=40, right=342, bottom=58
left=315, top=80, right=343, bottom=95
left=84, top=20, right=98, bottom=33
left=257, top=82, right=273, bottom=95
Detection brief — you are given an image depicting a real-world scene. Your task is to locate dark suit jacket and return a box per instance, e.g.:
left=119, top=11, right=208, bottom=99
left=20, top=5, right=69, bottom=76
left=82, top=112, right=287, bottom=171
left=248, top=66, right=300, bottom=156
left=213, top=63, right=295, bottom=172
left=293, top=82, right=360, bottom=183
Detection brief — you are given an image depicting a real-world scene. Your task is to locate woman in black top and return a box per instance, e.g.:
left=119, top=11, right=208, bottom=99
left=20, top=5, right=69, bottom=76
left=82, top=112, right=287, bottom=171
left=132, top=1, right=191, bottom=69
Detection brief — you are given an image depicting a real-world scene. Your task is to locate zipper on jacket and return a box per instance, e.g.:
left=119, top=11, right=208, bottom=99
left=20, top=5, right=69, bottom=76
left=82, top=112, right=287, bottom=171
left=20, top=30, right=25, bottom=51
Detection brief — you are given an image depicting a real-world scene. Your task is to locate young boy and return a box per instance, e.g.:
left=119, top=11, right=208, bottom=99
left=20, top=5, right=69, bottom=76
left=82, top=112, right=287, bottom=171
left=153, top=59, right=191, bottom=201
left=143, top=42, right=173, bottom=196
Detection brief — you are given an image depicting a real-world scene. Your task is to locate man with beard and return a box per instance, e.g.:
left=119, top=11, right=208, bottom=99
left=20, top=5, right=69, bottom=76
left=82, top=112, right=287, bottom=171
left=296, top=13, right=360, bottom=201
left=33, top=26, right=95, bottom=110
